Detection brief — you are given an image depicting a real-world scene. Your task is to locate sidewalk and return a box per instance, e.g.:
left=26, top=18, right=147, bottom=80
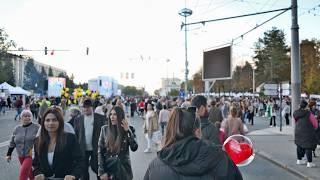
left=248, top=126, right=320, bottom=180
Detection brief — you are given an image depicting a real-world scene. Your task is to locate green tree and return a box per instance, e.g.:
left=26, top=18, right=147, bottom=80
left=168, top=89, right=179, bottom=96
left=48, top=66, right=53, bottom=76
left=23, top=59, right=40, bottom=91
left=0, top=29, right=16, bottom=55
left=0, top=29, right=16, bottom=84
left=39, top=67, right=47, bottom=93
left=301, top=39, right=320, bottom=94
left=254, top=27, right=290, bottom=85
left=122, top=86, right=139, bottom=96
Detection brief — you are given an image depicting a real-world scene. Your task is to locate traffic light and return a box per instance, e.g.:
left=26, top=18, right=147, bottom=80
left=44, top=47, right=48, bottom=55
left=86, top=47, right=89, bottom=55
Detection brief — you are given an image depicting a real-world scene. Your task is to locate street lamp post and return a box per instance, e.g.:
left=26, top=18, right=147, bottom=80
left=179, top=8, right=192, bottom=96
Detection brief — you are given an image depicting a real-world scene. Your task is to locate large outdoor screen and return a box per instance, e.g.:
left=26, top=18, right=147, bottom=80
left=203, top=46, right=232, bottom=80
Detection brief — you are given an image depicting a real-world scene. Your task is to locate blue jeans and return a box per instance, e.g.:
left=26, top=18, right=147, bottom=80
left=15, top=108, right=22, bottom=120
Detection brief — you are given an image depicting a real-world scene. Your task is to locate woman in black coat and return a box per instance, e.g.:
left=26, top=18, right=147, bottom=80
left=98, top=106, right=138, bottom=180
left=33, top=108, right=85, bottom=180
left=144, top=107, right=243, bottom=180
left=293, top=100, right=318, bottom=168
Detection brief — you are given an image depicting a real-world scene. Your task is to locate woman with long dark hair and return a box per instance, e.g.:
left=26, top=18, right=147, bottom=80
left=144, top=107, right=243, bottom=180
left=33, top=108, right=84, bottom=180
left=98, top=106, right=138, bottom=180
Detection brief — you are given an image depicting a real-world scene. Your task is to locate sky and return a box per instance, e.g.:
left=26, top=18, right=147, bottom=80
left=0, top=0, right=319, bottom=93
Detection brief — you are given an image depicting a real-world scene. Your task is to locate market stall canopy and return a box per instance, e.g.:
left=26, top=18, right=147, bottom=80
left=11, top=87, right=31, bottom=96
left=0, top=82, right=15, bottom=91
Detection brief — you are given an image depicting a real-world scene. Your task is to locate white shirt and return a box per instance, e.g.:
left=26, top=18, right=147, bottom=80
left=84, top=115, right=94, bottom=151
left=48, top=152, right=54, bottom=166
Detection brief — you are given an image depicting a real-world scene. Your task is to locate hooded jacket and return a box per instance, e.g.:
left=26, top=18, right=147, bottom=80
left=144, top=136, right=243, bottom=180
left=293, top=109, right=317, bottom=149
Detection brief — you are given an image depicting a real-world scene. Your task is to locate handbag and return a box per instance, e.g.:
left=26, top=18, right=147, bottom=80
left=104, top=154, right=120, bottom=175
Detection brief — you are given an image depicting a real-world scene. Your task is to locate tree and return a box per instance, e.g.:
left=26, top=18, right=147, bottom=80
left=168, top=89, right=179, bottom=97
left=0, top=29, right=16, bottom=84
left=154, top=89, right=160, bottom=96
left=254, top=27, right=290, bottom=85
left=23, top=59, right=40, bottom=91
left=192, top=69, right=204, bottom=93
left=0, top=29, right=16, bottom=55
left=48, top=66, right=53, bottom=76
left=39, top=67, right=47, bottom=93
left=301, top=39, right=320, bottom=94
left=122, top=86, right=141, bottom=96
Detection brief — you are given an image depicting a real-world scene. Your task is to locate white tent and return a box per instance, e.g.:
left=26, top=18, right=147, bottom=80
left=11, top=87, right=31, bottom=96
left=0, top=82, right=31, bottom=95
left=0, top=82, right=15, bottom=91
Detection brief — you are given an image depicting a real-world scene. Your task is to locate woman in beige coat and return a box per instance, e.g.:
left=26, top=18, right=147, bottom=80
left=224, top=106, right=245, bottom=140
left=144, top=103, right=159, bottom=153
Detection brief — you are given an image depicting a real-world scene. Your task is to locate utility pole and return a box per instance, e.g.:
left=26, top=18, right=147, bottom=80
left=179, top=8, right=192, bottom=96
left=291, top=0, right=300, bottom=128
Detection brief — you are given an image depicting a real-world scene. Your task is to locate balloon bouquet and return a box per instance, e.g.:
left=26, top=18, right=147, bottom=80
left=223, top=135, right=255, bottom=167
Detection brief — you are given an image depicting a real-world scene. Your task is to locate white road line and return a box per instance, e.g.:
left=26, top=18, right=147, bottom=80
left=0, top=140, right=9, bottom=148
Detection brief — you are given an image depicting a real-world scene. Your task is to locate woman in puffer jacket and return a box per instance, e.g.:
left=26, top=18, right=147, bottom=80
left=144, top=107, right=243, bottom=180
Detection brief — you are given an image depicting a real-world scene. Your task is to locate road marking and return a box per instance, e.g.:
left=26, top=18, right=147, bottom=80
left=0, top=140, right=9, bottom=148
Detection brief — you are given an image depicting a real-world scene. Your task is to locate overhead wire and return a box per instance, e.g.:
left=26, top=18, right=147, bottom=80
left=203, top=7, right=291, bottom=50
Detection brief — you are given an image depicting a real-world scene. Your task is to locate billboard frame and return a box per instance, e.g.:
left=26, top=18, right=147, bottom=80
left=202, top=45, right=233, bottom=81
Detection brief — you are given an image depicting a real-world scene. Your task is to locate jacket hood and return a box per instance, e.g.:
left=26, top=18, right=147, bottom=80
left=158, top=136, right=223, bottom=176
left=294, top=109, right=309, bottom=119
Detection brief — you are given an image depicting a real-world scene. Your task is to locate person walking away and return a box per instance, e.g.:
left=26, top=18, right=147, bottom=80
left=158, top=105, right=170, bottom=136
left=6, top=110, right=40, bottom=180
left=208, top=99, right=223, bottom=128
left=294, top=100, right=318, bottom=168
left=7, top=96, right=12, bottom=109
left=224, top=106, right=245, bottom=140
left=30, top=100, right=39, bottom=121
left=191, top=95, right=220, bottom=145
left=143, top=103, right=159, bottom=153
left=33, top=108, right=85, bottom=179
left=98, top=106, right=138, bottom=180
left=130, top=98, right=137, bottom=117
left=71, top=98, right=106, bottom=179
left=144, top=107, right=243, bottom=180
left=247, top=102, right=254, bottom=125
left=14, top=96, right=23, bottom=121
left=0, top=98, right=6, bottom=115
left=38, top=99, right=48, bottom=124
left=282, top=101, right=291, bottom=125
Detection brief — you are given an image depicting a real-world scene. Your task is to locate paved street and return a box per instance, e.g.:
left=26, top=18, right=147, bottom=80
left=0, top=110, right=306, bottom=179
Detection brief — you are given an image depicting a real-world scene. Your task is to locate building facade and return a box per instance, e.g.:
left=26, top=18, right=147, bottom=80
left=161, top=78, right=181, bottom=94
left=11, top=54, right=66, bottom=87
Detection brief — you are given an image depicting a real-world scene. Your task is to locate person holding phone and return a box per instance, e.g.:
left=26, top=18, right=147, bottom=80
left=98, top=106, right=138, bottom=180
left=6, top=109, right=40, bottom=180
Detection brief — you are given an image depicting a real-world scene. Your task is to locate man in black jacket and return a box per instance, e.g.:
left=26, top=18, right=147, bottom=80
left=191, top=95, right=221, bottom=145
left=71, top=99, right=106, bottom=179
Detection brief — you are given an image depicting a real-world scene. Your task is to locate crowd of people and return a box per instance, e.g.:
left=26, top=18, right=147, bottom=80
left=3, top=93, right=320, bottom=180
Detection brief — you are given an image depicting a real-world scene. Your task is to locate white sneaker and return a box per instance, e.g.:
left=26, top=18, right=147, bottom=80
left=307, top=162, right=316, bottom=168
left=296, top=160, right=307, bottom=165
left=144, top=148, right=152, bottom=153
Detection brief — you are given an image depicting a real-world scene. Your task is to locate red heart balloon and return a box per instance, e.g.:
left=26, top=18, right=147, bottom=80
left=224, top=139, right=253, bottom=164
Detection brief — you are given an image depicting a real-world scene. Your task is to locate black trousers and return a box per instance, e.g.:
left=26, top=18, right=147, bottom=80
left=285, top=113, right=290, bottom=125
left=270, top=116, right=276, bottom=126
left=297, top=145, right=313, bottom=162
left=82, top=151, right=99, bottom=180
